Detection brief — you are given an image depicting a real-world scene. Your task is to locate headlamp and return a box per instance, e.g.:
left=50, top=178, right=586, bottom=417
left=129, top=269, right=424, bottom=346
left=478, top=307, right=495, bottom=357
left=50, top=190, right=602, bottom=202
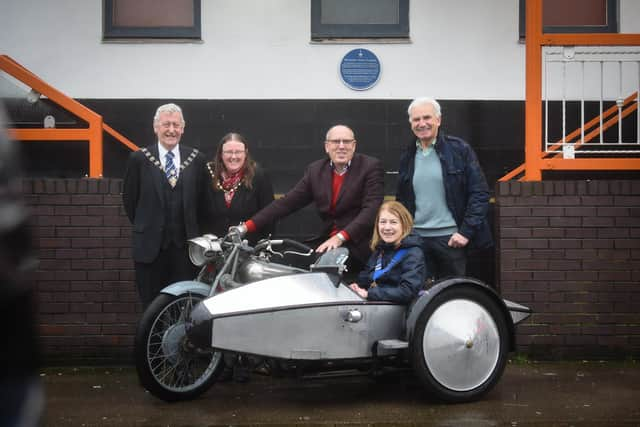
left=188, top=234, right=222, bottom=266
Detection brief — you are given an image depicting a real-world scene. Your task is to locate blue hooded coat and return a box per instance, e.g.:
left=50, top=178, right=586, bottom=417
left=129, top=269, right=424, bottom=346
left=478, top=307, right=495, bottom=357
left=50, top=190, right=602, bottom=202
left=355, top=231, right=426, bottom=304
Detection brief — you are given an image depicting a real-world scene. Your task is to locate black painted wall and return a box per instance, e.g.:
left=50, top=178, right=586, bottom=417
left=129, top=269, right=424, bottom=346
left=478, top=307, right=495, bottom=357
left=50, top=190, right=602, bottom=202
left=10, top=98, right=639, bottom=187
left=9, top=98, right=526, bottom=192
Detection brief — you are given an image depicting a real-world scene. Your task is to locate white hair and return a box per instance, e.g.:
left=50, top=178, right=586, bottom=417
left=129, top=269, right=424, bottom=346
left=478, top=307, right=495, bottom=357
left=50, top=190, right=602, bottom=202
left=153, top=103, right=185, bottom=125
left=407, top=97, right=442, bottom=118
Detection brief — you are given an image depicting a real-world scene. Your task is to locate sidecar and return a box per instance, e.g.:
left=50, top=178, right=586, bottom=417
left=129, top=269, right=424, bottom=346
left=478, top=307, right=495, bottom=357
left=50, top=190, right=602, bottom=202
left=186, top=269, right=530, bottom=403
left=135, top=235, right=530, bottom=403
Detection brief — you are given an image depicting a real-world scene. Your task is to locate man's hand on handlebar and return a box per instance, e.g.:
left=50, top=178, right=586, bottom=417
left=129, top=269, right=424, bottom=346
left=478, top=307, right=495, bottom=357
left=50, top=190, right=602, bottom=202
left=228, top=223, right=247, bottom=238
left=315, top=234, right=343, bottom=253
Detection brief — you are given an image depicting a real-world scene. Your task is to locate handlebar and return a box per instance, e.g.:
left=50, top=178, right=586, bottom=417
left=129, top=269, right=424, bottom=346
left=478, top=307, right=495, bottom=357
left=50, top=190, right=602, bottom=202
left=254, top=238, right=315, bottom=256
left=275, top=239, right=315, bottom=253
left=227, top=223, right=315, bottom=256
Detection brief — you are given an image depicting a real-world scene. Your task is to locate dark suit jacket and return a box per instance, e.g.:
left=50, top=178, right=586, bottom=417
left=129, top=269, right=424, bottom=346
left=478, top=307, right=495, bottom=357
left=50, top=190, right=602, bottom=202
left=122, top=144, right=208, bottom=263
left=204, top=166, right=275, bottom=244
left=250, top=153, right=384, bottom=262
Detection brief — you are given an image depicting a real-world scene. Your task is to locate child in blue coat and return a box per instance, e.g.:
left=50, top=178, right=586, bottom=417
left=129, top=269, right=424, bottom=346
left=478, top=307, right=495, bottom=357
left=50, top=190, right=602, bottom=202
left=349, top=201, right=427, bottom=304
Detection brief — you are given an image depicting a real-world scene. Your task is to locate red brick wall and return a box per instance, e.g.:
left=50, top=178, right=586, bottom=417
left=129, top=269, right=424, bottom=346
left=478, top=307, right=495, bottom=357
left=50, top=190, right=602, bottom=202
left=496, top=180, right=640, bottom=359
left=22, top=178, right=640, bottom=362
left=23, top=178, right=138, bottom=363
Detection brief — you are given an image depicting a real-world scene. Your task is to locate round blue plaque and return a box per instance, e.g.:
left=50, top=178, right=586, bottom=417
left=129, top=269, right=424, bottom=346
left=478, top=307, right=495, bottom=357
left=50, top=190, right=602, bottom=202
left=340, top=49, right=381, bottom=91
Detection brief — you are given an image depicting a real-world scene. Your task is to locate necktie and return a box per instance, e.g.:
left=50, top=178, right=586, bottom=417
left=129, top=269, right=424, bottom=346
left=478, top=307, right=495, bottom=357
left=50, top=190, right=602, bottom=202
left=165, top=151, right=177, bottom=187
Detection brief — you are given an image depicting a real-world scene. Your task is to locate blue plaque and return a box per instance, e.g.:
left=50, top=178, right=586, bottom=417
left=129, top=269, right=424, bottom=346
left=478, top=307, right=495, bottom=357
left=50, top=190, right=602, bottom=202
left=340, top=49, right=381, bottom=91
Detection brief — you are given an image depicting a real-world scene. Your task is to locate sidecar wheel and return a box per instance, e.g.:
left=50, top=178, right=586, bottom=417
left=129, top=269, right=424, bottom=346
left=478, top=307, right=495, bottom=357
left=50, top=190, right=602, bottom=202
left=135, top=293, right=223, bottom=402
left=411, top=286, right=509, bottom=403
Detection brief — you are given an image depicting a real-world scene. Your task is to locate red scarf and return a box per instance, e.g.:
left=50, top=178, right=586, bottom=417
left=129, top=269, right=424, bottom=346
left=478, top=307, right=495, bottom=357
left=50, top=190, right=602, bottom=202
left=219, top=170, right=244, bottom=207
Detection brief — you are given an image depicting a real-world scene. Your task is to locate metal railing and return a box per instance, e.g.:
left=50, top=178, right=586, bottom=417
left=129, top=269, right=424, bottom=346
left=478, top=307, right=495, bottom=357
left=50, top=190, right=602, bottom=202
left=501, top=0, right=640, bottom=181
left=543, top=46, right=639, bottom=155
left=0, top=54, right=138, bottom=178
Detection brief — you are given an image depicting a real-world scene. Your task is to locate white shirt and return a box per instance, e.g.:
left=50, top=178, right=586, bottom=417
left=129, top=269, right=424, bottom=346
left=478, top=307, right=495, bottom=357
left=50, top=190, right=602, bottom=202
left=158, top=143, right=180, bottom=178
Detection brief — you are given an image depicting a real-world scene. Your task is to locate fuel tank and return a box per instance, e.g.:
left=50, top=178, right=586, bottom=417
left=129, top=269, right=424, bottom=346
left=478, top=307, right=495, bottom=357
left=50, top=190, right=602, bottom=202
left=234, top=256, right=306, bottom=284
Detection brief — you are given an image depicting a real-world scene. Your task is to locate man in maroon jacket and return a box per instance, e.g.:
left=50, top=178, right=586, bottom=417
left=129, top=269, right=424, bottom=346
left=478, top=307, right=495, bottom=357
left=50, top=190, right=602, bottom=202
left=240, top=124, right=384, bottom=273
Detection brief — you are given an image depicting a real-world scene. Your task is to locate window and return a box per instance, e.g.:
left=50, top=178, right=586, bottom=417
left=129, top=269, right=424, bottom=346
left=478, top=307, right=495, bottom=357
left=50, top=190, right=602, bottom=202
left=311, top=0, right=409, bottom=40
left=519, top=0, right=618, bottom=41
left=103, top=0, right=201, bottom=40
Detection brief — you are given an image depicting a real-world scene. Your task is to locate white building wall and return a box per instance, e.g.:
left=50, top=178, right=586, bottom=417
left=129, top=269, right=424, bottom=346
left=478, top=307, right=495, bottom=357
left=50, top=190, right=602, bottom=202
left=0, top=0, right=638, bottom=100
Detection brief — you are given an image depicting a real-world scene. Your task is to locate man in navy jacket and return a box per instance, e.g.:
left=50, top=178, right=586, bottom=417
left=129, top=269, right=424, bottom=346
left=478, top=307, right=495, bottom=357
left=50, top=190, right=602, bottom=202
left=396, top=97, right=492, bottom=280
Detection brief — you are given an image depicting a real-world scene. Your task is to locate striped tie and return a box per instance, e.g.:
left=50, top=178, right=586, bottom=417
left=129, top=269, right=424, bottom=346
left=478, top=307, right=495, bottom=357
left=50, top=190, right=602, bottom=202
left=165, top=151, right=177, bottom=187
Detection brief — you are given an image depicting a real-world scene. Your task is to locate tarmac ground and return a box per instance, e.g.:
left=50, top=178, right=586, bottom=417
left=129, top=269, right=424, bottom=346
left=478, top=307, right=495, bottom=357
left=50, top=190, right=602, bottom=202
left=41, top=360, right=639, bottom=426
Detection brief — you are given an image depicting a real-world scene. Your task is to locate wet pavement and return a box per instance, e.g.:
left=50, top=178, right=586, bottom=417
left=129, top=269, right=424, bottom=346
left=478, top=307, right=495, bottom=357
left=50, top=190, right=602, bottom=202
left=42, top=361, right=639, bottom=426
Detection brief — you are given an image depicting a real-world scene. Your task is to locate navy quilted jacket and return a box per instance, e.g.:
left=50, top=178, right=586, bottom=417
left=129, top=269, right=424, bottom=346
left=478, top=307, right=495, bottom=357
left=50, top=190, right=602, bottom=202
left=355, top=231, right=426, bottom=304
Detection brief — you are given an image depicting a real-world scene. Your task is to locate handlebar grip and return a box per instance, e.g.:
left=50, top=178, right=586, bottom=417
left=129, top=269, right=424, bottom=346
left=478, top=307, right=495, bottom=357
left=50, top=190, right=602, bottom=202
left=278, top=239, right=314, bottom=253
left=259, top=238, right=314, bottom=254
left=228, top=224, right=247, bottom=238
left=252, top=238, right=314, bottom=254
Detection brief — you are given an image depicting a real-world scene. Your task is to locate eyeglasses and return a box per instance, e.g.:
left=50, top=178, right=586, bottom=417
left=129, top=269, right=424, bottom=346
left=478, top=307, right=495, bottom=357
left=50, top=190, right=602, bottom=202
left=222, top=150, right=246, bottom=156
left=326, top=139, right=355, bottom=146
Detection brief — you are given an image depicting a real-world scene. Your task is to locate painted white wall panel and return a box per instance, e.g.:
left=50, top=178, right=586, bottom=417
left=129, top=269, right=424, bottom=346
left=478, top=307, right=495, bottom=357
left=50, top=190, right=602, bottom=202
left=0, top=0, right=637, bottom=100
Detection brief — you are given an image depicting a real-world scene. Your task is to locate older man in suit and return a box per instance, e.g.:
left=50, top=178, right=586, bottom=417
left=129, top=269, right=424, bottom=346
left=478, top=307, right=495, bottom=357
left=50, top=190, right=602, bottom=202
left=122, top=103, right=209, bottom=308
left=240, top=124, right=384, bottom=274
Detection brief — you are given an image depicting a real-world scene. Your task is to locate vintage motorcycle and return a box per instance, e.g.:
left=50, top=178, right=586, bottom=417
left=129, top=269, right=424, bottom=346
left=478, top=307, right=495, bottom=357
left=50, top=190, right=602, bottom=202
left=134, top=230, right=531, bottom=403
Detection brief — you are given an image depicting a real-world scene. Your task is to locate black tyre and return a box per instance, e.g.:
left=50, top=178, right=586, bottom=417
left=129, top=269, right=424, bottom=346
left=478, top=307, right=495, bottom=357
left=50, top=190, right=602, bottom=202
left=135, top=293, right=224, bottom=402
left=411, top=286, right=509, bottom=403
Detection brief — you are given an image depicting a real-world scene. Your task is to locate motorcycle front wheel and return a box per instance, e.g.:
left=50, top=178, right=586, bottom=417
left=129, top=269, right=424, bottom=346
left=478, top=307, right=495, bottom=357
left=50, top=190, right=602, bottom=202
left=135, top=293, right=223, bottom=402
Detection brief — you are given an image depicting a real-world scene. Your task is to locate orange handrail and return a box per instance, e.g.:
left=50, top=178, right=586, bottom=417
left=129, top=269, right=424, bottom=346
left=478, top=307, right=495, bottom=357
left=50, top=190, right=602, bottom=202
left=103, top=123, right=138, bottom=152
left=518, top=0, right=640, bottom=181
left=0, top=54, right=139, bottom=177
left=500, top=92, right=639, bottom=181
left=547, top=93, right=637, bottom=149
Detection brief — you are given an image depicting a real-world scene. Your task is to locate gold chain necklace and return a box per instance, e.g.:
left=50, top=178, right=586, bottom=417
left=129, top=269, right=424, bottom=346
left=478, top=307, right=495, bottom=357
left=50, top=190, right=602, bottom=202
left=208, top=162, right=243, bottom=194
left=216, top=178, right=243, bottom=194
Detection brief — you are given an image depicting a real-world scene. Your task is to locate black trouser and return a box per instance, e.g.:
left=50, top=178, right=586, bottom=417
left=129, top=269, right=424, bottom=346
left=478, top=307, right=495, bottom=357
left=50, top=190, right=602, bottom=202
left=134, top=244, right=198, bottom=308
left=419, top=234, right=466, bottom=281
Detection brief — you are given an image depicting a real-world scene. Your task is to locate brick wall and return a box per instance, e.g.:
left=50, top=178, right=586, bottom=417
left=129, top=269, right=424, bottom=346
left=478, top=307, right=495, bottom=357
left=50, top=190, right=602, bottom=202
left=23, top=178, right=137, bottom=364
left=22, top=178, right=640, bottom=363
left=496, top=180, right=640, bottom=359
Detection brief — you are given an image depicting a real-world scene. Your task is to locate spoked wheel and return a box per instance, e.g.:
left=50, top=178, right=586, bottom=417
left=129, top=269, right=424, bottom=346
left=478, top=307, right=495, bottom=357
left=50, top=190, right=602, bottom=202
left=135, top=293, right=224, bottom=402
left=411, top=286, right=509, bottom=403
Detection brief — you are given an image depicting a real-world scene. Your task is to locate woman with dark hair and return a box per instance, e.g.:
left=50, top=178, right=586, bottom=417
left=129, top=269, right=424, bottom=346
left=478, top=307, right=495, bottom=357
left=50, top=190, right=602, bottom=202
left=205, top=132, right=274, bottom=243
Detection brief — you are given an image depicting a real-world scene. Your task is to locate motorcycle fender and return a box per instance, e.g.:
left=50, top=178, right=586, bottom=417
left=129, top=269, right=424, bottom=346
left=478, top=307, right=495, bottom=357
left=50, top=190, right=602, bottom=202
left=404, top=277, right=517, bottom=351
left=160, top=281, right=212, bottom=298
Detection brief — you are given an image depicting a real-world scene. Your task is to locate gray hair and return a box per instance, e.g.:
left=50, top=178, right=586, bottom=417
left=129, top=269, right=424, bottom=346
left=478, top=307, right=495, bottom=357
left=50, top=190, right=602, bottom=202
left=407, top=97, right=442, bottom=119
left=153, top=103, right=185, bottom=125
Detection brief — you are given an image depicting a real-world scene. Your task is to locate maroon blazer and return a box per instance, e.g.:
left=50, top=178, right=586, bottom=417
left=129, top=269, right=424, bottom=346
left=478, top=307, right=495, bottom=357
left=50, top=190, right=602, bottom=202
left=250, top=153, right=384, bottom=262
